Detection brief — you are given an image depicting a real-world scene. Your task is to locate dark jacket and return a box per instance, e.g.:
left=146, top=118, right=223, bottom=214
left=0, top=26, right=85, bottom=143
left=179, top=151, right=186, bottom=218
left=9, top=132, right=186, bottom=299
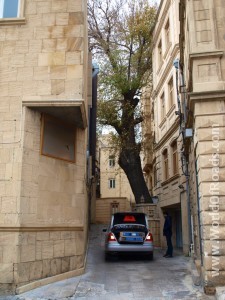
left=163, top=215, right=172, bottom=237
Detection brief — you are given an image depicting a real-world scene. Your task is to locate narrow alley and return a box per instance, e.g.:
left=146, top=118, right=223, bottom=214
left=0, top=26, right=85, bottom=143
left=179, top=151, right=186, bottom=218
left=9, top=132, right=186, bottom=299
left=1, top=225, right=215, bottom=300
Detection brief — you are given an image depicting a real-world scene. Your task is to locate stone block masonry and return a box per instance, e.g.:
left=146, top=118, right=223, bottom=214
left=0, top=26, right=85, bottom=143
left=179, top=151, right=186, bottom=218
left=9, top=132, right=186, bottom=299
left=0, top=0, right=89, bottom=294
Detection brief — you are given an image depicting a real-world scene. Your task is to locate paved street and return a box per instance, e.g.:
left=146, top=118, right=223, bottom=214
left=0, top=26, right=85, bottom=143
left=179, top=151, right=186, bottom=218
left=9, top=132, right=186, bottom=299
left=1, top=225, right=215, bottom=300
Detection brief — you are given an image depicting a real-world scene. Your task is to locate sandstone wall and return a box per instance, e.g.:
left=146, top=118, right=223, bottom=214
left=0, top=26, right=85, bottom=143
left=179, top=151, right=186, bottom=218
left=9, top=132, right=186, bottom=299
left=0, top=0, right=89, bottom=293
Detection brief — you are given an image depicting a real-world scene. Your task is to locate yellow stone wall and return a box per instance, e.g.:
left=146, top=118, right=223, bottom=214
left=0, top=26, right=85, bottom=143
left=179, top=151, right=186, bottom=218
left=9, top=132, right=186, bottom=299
left=0, top=0, right=89, bottom=293
left=180, top=0, right=225, bottom=287
left=95, top=197, right=131, bottom=224
left=98, top=135, right=135, bottom=201
left=151, top=0, right=190, bottom=254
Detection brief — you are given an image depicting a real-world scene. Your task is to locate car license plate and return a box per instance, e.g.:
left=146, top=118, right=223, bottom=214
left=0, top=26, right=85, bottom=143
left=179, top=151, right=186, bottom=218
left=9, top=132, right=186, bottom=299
left=121, top=232, right=143, bottom=237
left=120, top=232, right=143, bottom=242
left=124, top=236, right=143, bottom=242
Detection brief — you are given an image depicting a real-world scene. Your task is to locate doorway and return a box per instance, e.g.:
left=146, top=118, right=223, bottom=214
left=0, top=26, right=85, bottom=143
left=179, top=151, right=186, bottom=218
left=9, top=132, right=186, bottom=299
left=175, top=210, right=183, bottom=248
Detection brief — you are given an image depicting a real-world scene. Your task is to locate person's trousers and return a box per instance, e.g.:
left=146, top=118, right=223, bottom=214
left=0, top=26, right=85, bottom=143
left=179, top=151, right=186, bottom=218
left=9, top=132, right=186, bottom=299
left=166, top=235, right=173, bottom=256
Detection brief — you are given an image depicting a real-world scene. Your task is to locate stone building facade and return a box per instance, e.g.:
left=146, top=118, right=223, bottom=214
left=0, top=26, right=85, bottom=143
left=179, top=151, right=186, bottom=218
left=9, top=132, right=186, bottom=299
left=0, top=0, right=90, bottom=294
left=179, top=0, right=225, bottom=289
left=98, top=135, right=135, bottom=203
left=148, top=0, right=225, bottom=290
left=149, top=0, right=190, bottom=255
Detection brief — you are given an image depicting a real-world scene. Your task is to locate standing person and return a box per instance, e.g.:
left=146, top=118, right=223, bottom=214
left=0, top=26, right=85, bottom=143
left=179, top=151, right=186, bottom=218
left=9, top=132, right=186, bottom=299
left=163, top=211, right=173, bottom=258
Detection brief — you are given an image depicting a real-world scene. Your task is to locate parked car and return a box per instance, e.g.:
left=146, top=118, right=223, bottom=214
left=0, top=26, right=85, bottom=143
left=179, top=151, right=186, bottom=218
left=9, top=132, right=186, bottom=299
left=103, top=212, right=154, bottom=261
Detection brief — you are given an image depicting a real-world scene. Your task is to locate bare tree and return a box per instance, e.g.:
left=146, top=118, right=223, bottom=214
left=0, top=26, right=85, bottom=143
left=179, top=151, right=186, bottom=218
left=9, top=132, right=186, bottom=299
left=88, top=0, right=157, bottom=203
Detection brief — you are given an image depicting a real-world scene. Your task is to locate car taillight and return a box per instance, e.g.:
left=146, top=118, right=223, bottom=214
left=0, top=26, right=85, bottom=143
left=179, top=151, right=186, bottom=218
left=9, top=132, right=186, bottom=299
left=107, top=232, right=116, bottom=242
left=145, top=232, right=153, bottom=242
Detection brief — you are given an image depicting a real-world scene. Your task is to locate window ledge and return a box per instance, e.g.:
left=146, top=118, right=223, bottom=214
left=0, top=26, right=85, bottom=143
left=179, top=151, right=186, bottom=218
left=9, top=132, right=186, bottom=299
left=0, top=17, right=26, bottom=25
left=159, top=117, right=166, bottom=128
left=166, top=104, right=176, bottom=117
left=161, top=173, right=180, bottom=186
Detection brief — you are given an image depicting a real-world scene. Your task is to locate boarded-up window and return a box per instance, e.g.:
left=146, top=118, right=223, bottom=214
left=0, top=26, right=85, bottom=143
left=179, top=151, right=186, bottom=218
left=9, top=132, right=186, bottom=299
left=41, top=115, right=76, bottom=162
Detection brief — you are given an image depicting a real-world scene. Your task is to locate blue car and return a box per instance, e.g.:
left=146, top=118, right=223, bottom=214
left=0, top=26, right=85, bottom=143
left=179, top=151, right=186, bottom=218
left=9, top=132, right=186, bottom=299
left=104, top=212, right=154, bottom=261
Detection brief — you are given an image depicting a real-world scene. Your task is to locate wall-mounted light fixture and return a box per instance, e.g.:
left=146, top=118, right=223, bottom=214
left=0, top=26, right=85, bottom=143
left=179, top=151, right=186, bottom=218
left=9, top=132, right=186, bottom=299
left=152, top=196, right=159, bottom=204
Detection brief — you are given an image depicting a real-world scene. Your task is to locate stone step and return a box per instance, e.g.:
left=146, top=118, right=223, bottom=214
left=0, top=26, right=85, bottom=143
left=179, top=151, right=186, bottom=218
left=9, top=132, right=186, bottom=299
left=216, top=287, right=225, bottom=300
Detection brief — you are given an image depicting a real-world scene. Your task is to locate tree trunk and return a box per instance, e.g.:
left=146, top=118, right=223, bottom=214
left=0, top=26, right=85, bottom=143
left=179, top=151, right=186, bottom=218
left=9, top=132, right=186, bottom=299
left=119, top=148, right=152, bottom=204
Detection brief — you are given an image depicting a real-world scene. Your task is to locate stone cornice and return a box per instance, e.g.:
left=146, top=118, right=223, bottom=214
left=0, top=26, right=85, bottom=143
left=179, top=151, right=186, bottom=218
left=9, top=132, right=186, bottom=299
left=189, top=90, right=225, bottom=100
left=23, top=99, right=87, bottom=129
left=188, top=90, right=225, bottom=114
left=190, top=50, right=224, bottom=60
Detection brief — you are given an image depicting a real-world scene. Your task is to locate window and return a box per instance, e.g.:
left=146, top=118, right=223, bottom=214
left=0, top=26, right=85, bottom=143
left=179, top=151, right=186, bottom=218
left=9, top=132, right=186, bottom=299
left=0, top=0, right=19, bottom=18
left=111, top=202, right=119, bottom=214
left=172, top=141, right=178, bottom=175
left=109, top=178, right=116, bottom=189
left=109, top=155, right=115, bottom=167
left=153, top=165, right=157, bottom=187
left=162, top=149, right=169, bottom=180
left=165, top=19, right=170, bottom=50
left=161, top=93, right=165, bottom=120
left=168, top=77, right=174, bottom=108
left=0, top=0, right=25, bottom=24
left=158, top=40, right=162, bottom=66
left=41, top=114, right=76, bottom=163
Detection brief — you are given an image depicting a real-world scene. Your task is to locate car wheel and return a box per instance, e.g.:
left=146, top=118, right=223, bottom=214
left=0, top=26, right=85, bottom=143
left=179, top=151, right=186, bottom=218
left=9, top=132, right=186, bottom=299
left=149, top=253, right=153, bottom=260
left=105, top=253, right=111, bottom=261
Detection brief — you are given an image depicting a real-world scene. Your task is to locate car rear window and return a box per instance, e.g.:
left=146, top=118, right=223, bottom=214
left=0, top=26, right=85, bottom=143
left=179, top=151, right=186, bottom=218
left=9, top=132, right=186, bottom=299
left=113, top=214, right=146, bottom=226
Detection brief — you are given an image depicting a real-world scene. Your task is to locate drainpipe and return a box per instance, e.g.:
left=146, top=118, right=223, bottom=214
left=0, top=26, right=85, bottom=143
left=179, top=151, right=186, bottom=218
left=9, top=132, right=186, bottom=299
left=174, top=58, right=193, bottom=253
left=87, top=62, right=99, bottom=228
left=195, top=159, right=203, bottom=266
left=90, top=63, right=99, bottom=177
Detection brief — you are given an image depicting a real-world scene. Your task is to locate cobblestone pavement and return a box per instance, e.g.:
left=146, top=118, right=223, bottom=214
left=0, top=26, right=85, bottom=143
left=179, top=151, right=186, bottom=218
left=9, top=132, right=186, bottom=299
left=0, top=224, right=215, bottom=300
